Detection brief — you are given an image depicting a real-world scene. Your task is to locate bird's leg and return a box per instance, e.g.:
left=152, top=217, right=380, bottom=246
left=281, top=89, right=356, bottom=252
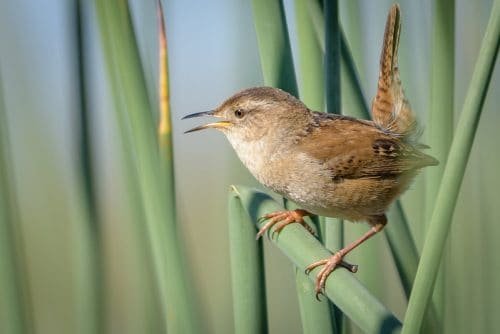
left=256, top=209, right=314, bottom=239
left=257, top=209, right=358, bottom=273
left=305, top=215, right=387, bottom=299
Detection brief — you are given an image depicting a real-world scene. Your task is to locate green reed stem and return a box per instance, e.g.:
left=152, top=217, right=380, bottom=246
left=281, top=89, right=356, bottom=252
left=94, top=1, right=199, bottom=332
left=75, top=1, right=103, bottom=333
left=228, top=190, right=268, bottom=334
left=425, top=0, right=455, bottom=325
left=295, top=0, right=325, bottom=111
left=0, top=74, right=32, bottom=334
left=251, top=0, right=298, bottom=96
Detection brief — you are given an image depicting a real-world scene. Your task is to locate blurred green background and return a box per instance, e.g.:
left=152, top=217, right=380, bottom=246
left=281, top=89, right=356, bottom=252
left=0, top=0, right=498, bottom=333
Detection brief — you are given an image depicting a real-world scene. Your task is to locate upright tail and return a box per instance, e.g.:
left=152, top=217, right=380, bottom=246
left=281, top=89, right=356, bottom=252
left=372, top=4, right=417, bottom=140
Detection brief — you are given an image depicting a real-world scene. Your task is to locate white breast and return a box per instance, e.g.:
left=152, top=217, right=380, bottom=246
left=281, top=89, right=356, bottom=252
left=225, top=132, right=332, bottom=208
left=226, top=132, right=269, bottom=181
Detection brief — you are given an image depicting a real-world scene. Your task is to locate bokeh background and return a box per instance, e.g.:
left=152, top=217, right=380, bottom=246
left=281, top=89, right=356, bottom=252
left=0, top=0, right=498, bottom=333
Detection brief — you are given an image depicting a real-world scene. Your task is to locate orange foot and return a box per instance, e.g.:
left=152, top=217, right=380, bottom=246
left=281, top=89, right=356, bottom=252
left=256, top=209, right=314, bottom=240
left=305, top=251, right=358, bottom=300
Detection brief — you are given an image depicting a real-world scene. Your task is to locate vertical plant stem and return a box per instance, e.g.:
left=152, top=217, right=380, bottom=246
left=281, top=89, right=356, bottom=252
left=295, top=269, right=337, bottom=334
left=283, top=199, right=337, bottom=333
left=158, top=4, right=200, bottom=331
left=385, top=203, right=419, bottom=299
left=0, top=75, right=32, bottom=334
left=340, top=31, right=370, bottom=120
left=157, top=0, right=175, bottom=190
left=309, top=1, right=369, bottom=121
left=402, top=2, right=500, bottom=332
left=251, top=0, right=298, bottom=96
left=325, top=0, right=341, bottom=114
left=75, top=1, right=102, bottom=333
left=295, top=0, right=325, bottom=111
left=426, top=0, right=455, bottom=324
left=228, top=189, right=268, bottom=334
left=426, top=0, right=455, bottom=224
left=94, top=1, right=199, bottom=332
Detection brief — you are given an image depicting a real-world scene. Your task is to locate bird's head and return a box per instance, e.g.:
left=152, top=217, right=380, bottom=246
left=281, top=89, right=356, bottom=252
left=183, top=87, right=310, bottom=141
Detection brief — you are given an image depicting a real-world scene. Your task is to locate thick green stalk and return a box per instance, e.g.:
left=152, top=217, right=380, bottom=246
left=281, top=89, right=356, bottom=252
left=94, top=1, right=199, bottom=332
left=295, top=269, right=337, bottom=334
left=0, top=165, right=24, bottom=334
left=232, top=186, right=402, bottom=334
left=75, top=1, right=102, bottom=332
left=402, top=2, right=500, bottom=332
left=426, top=0, right=455, bottom=324
left=385, top=203, right=419, bottom=299
left=228, top=190, right=268, bottom=334
left=307, top=0, right=325, bottom=51
left=295, top=0, right=324, bottom=111
left=426, top=0, right=455, bottom=224
left=0, top=75, right=31, bottom=334
left=283, top=199, right=337, bottom=333
left=309, top=1, right=369, bottom=121
left=157, top=0, right=176, bottom=208
left=324, top=0, right=341, bottom=114
left=251, top=0, right=298, bottom=96
left=340, top=32, right=370, bottom=120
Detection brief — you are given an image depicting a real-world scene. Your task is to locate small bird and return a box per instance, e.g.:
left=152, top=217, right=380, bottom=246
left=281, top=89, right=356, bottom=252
left=183, top=4, right=437, bottom=296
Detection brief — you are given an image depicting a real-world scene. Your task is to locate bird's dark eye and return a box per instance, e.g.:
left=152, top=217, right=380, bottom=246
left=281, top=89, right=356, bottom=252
left=234, top=109, right=245, bottom=118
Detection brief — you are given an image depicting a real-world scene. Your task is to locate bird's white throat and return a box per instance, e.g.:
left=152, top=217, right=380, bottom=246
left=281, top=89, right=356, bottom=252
left=225, top=131, right=274, bottom=182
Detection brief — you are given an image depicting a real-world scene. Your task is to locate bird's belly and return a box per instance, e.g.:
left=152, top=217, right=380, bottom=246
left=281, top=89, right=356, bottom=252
left=262, top=160, right=414, bottom=221
left=293, top=175, right=414, bottom=221
left=243, top=151, right=414, bottom=222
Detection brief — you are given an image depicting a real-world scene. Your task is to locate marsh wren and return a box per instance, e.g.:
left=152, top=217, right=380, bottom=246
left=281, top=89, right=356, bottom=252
left=183, top=4, right=437, bottom=296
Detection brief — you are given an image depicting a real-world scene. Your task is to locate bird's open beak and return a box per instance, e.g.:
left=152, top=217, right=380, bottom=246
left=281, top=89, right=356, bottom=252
left=183, top=110, right=232, bottom=133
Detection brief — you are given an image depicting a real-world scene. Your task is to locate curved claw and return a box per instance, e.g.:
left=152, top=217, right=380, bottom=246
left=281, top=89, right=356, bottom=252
left=255, top=217, right=278, bottom=240
left=271, top=216, right=296, bottom=238
left=257, top=216, right=268, bottom=223
left=305, top=259, right=328, bottom=275
left=256, top=209, right=312, bottom=240
left=305, top=252, right=359, bottom=297
left=315, top=290, right=325, bottom=302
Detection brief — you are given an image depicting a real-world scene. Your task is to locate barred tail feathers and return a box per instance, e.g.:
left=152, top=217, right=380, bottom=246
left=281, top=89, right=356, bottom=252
left=372, top=4, right=417, bottom=139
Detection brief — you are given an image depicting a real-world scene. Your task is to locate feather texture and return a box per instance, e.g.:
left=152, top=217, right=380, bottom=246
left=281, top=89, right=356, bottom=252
left=372, top=4, right=417, bottom=139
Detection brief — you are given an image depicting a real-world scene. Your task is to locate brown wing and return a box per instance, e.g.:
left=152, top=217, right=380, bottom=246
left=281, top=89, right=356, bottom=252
left=298, top=118, right=437, bottom=179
